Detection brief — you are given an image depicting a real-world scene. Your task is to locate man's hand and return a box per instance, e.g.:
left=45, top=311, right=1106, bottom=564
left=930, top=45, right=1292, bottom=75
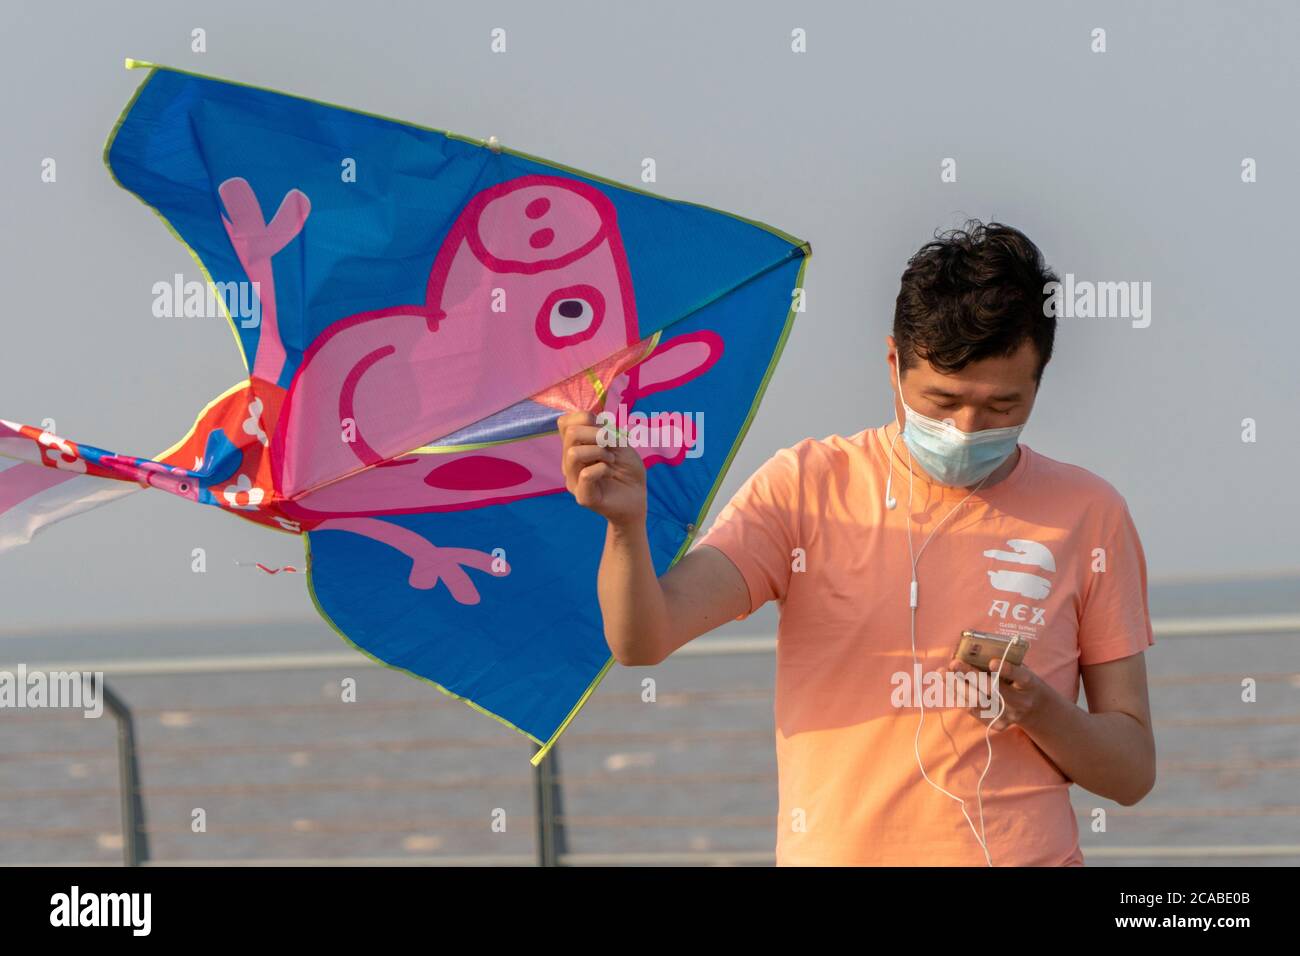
left=948, top=651, right=1157, bottom=806
left=949, top=655, right=1054, bottom=731
left=558, top=410, right=648, bottom=527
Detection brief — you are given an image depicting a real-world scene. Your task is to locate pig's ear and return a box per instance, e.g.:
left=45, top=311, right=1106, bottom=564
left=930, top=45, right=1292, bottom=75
left=633, top=331, right=723, bottom=399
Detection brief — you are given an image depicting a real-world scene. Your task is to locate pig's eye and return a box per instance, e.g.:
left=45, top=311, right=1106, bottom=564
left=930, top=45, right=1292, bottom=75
left=536, top=284, right=605, bottom=348
left=552, top=298, right=593, bottom=336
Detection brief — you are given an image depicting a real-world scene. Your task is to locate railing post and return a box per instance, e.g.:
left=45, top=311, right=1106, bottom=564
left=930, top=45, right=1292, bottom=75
left=532, top=743, right=567, bottom=866
left=97, top=678, right=149, bottom=866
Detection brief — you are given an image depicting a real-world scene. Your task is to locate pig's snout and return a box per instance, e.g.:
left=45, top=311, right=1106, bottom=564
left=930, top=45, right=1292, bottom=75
left=467, top=179, right=611, bottom=272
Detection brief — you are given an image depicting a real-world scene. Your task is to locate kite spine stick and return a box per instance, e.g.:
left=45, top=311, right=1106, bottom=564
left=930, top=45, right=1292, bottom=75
left=585, top=368, right=607, bottom=403
left=530, top=655, right=617, bottom=767
left=611, top=242, right=807, bottom=407
left=298, top=331, right=663, bottom=473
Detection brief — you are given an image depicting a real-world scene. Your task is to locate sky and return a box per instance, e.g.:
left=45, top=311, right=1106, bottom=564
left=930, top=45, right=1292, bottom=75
left=0, top=0, right=1296, bottom=632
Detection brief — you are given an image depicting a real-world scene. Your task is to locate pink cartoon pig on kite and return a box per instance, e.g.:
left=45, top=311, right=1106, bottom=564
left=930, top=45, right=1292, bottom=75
left=198, top=173, right=722, bottom=603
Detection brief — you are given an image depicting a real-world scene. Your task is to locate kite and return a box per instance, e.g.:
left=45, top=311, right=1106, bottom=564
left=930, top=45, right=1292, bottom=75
left=0, top=59, right=810, bottom=764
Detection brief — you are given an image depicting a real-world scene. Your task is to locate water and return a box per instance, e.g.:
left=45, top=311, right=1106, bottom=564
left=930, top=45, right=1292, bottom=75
left=0, top=575, right=1296, bottom=865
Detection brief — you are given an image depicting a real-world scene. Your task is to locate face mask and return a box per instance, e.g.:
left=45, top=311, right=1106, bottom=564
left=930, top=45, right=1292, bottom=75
left=896, top=386, right=1024, bottom=488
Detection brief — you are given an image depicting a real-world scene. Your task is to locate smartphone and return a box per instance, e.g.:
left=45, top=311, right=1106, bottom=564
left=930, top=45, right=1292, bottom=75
left=954, top=630, right=1029, bottom=671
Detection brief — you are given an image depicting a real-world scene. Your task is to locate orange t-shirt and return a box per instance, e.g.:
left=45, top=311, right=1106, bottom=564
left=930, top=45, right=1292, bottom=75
left=690, top=420, right=1155, bottom=866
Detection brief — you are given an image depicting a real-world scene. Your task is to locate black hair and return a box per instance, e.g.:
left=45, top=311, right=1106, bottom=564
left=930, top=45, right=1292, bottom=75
left=893, top=220, right=1059, bottom=383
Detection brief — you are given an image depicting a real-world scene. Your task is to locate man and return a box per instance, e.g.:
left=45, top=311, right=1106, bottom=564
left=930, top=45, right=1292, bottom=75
left=558, top=221, right=1156, bottom=866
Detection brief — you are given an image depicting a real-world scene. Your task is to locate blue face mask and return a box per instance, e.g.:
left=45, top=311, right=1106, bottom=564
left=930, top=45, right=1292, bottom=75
left=898, top=390, right=1024, bottom=488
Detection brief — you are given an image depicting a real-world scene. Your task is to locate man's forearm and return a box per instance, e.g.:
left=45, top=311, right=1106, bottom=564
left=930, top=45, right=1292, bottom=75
left=1018, top=691, right=1156, bottom=806
left=597, top=519, right=670, bottom=665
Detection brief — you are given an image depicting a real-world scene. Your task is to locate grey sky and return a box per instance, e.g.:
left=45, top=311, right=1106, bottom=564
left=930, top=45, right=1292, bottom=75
left=1, top=0, right=1296, bottom=631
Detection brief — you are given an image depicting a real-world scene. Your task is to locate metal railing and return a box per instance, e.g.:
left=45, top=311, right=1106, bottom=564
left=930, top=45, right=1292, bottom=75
left=5, top=612, right=1299, bottom=866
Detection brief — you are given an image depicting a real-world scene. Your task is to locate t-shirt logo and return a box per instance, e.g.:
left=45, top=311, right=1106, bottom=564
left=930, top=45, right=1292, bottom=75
left=983, top=538, right=1056, bottom=600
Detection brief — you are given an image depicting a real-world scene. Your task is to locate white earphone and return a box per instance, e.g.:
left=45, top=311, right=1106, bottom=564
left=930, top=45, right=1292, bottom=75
left=886, top=387, right=1007, bottom=866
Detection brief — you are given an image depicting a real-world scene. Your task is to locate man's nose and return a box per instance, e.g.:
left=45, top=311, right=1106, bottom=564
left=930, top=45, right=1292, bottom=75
left=948, top=410, right=994, bottom=433
left=939, top=410, right=975, bottom=431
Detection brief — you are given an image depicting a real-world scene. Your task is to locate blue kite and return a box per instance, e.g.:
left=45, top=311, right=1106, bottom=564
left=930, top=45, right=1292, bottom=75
left=0, top=59, right=810, bottom=763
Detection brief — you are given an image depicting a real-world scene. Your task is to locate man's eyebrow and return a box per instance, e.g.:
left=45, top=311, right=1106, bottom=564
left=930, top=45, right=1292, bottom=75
left=921, top=387, right=1023, bottom=402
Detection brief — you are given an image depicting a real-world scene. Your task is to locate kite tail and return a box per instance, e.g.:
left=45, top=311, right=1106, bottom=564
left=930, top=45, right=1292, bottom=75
left=0, top=419, right=193, bottom=554
left=0, top=458, right=138, bottom=554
